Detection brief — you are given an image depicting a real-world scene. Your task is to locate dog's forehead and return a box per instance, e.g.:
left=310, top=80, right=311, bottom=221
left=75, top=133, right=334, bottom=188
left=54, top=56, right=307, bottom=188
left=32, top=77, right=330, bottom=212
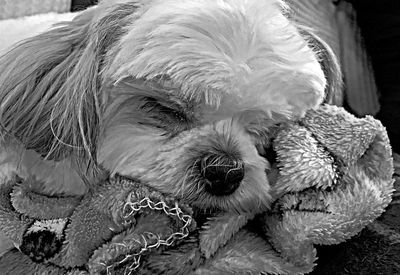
left=105, top=0, right=288, bottom=98
left=102, top=0, right=325, bottom=118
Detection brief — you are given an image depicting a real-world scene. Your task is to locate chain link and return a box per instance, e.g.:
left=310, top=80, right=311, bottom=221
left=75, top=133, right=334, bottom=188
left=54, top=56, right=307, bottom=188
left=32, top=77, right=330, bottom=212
left=105, top=194, right=193, bottom=275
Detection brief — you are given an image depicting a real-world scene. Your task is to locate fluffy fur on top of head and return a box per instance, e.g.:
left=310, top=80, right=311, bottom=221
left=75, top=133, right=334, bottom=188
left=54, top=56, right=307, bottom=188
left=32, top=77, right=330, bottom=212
left=0, top=0, right=341, bottom=213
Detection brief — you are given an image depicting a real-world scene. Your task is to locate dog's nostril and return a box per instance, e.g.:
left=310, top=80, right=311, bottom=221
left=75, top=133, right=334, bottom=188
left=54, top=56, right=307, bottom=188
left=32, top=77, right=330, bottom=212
left=200, top=155, right=244, bottom=196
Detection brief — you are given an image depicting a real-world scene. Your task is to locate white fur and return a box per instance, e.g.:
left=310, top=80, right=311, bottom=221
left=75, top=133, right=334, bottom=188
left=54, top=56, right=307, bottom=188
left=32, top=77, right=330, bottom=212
left=0, top=0, right=340, bottom=213
left=107, top=0, right=325, bottom=117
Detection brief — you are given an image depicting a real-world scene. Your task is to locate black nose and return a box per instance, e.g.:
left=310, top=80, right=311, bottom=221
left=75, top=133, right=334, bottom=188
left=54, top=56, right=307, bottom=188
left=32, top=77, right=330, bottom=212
left=200, top=155, right=244, bottom=196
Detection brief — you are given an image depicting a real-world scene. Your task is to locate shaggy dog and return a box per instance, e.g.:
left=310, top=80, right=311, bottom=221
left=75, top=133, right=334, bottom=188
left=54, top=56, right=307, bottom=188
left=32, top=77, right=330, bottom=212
left=0, top=0, right=340, bottom=214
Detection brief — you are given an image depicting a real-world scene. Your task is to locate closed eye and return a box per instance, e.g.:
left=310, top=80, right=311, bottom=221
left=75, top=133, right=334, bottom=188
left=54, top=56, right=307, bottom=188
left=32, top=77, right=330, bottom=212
left=140, top=97, right=189, bottom=124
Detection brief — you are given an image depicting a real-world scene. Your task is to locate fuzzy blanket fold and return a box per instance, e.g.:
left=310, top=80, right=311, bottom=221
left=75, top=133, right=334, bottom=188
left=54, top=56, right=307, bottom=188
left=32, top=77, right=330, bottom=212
left=0, top=105, right=394, bottom=275
left=262, top=105, right=394, bottom=271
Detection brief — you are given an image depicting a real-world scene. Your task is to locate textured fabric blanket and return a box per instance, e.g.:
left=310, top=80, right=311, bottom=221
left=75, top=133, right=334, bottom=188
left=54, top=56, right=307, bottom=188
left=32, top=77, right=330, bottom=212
left=0, top=105, right=394, bottom=274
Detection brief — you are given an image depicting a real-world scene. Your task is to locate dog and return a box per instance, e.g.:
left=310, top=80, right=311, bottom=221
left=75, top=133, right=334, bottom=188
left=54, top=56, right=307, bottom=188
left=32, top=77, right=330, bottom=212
left=0, top=0, right=341, bottom=214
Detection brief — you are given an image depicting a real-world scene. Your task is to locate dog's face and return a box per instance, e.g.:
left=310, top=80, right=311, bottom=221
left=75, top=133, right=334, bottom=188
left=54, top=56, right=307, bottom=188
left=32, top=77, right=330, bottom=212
left=0, top=0, right=341, bottom=213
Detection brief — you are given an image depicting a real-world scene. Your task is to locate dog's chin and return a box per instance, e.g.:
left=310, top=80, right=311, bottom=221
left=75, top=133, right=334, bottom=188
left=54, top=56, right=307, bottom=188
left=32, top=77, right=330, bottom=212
left=190, top=193, right=271, bottom=215
left=180, top=178, right=272, bottom=214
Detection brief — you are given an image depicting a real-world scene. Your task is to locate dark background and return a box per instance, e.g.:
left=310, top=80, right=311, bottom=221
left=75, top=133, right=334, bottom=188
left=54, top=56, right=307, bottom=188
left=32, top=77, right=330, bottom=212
left=349, top=0, right=400, bottom=153
left=71, top=0, right=98, bottom=12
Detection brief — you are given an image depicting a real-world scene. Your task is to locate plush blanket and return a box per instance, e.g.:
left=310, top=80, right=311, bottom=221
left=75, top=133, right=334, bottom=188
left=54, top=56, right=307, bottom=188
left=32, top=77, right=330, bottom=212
left=0, top=105, right=394, bottom=274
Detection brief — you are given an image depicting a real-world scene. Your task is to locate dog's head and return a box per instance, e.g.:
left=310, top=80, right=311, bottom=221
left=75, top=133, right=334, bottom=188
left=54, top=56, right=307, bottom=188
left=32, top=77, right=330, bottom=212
left=0, top=0, right=341, bottom=213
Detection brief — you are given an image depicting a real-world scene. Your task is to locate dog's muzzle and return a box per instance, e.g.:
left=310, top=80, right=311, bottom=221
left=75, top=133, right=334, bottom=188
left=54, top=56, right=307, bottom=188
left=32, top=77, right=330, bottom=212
left=200, top=155, right=244, bottom=196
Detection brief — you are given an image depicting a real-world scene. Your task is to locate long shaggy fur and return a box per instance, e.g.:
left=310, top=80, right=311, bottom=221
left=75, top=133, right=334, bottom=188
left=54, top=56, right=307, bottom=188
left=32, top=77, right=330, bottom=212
left=0, top=3, right=139, bottom=161
left=0, top=0, right=341, bottom=211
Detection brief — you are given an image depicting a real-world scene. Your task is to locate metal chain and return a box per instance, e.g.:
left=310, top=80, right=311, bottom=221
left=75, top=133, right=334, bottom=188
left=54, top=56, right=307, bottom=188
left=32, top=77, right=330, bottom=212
left=104, top=195, right=193, bottom=275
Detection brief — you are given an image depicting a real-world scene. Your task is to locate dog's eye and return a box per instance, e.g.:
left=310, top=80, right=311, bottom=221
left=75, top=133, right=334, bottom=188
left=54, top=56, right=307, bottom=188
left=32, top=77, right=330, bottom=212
left=140, top=97, right=188, bottom=123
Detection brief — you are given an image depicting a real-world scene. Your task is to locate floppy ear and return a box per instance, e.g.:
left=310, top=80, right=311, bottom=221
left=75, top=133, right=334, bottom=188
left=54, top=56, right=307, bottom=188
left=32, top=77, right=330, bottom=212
left=0, top=3, right=140, bottom=162
left=0, top=8, right=98, bottom=161
left=298, top=28, right=343, bottom=106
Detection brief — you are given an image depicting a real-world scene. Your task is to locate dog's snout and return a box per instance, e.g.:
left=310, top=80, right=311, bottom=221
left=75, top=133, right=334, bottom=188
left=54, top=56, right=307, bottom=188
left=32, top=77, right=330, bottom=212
left=200, top=155, right=244, bottom=196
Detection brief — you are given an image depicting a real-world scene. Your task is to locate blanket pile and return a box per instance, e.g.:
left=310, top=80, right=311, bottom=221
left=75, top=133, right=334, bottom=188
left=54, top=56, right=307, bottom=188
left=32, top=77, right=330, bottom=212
left=0, top=105, right=394, bottom=274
